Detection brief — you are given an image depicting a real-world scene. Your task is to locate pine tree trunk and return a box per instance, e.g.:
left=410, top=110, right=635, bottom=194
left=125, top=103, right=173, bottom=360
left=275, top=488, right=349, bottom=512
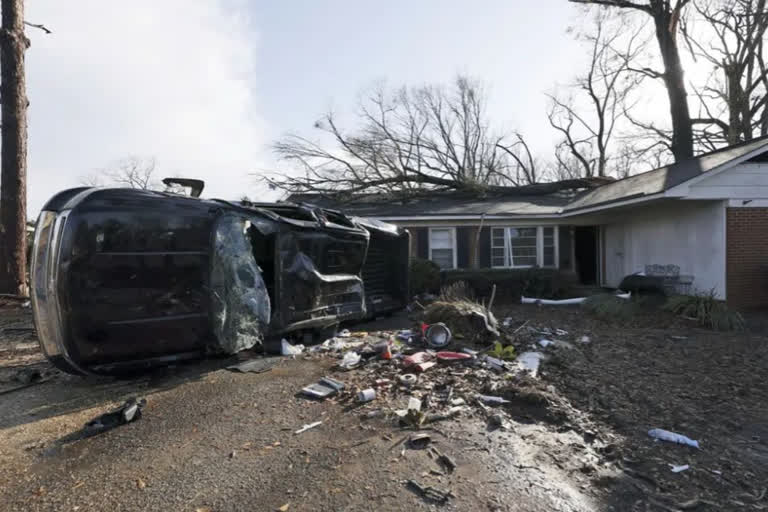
left=0, top=0, right=29, bottom=296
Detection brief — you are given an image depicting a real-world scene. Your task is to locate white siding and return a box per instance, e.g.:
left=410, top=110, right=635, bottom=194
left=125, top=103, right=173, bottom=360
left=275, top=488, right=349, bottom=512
left=603, top=200, right=727, bottom=298
left=684, top=163, right=768, bottom=199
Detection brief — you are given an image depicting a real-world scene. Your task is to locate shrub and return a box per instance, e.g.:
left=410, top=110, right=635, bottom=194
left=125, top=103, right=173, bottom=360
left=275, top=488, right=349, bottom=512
left=663, top=291, right=745, bottom=331
left=443, top=268, right=574, bottom=302
left=582, top=293, right=639, bottom=321
left=409, top=258, right=441, bottom=296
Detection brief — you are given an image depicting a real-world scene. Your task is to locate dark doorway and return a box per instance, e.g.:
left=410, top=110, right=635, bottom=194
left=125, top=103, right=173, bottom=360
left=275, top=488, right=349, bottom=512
left=574, top=226, right=598, bottom=285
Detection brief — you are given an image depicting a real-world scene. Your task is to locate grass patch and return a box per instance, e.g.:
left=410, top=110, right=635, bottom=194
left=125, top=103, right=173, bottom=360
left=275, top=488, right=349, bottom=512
left=581, top=294, right=640, bottom=321
left=663, top=291, right=745, bottom=331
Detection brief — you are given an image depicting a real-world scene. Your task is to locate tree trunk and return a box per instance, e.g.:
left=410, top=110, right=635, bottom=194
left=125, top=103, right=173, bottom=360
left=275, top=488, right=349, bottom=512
left=726, top=66, right=743, bottom=144
left=0, top=0, right=29, bottom=295
left=653, top=7, right=693, bottom=161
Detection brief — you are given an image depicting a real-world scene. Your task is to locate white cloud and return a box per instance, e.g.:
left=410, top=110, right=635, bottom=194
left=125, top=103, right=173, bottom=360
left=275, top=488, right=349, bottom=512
left=25, top=0, right=265, bottom=213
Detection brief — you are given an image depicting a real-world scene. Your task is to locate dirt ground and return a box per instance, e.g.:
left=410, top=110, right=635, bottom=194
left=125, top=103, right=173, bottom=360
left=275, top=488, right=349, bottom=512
left=1, top=301, right=767, bottom=511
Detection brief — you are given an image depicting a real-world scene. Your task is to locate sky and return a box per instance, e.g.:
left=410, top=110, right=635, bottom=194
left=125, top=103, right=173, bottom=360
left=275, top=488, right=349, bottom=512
left=22, top=0, right=653, bottom=214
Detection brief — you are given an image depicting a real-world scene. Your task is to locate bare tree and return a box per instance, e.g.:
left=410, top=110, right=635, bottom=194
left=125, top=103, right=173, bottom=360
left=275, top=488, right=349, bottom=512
left=267, top=77, right=557, bottom=198
left=82, top=157, right=161, bottom=190
left=571, top=0, right=694, bottom=161
left=548, top=12, right=646, bottom=178
left=681, top=0, right=768, bottom=148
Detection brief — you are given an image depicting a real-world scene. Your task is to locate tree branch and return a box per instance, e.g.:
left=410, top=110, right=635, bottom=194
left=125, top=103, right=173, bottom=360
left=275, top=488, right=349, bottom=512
left=24, top=21, right=51, bottom=34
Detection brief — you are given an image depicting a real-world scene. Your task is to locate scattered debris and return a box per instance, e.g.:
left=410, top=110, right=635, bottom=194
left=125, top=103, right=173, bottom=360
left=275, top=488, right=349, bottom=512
left=405, top=479, right=453, bottom=504
left=484, top=356, right=507, bottom=372
left=403, top=352, right=434, bottom=368
left=226, top=357, right=280, bottom=374
left=488, top=413, right=505, bottom=429
left=538, top=339, right=574, bottom=350
left=408, top=433, right=432, bottom=449
left=311, top=337, right=349, bottom=352
left=281, top=339, right=304, bottom=356
left=648, top=428, right=700, bottom=449
left=357, top=388, right=376, bottom=402
left=294, top=421, right=322, bottom=435
left=421, top=300, right=499, bottom=340
left=431, top=447, right=457, bottom=473
left=85, top=398, right=146, bottom=436
left=435, top=351, right=472, bottom=363
left=670, top=464, right=690, bottom=473
left=301, top=377, right=345, bottom=399
left=425, top=406, right=463, bottom=423
left=521, top=292, right=630, bottom=305
left=338, top=351, right=361, bottom=369
left=424, top=323, right=452, bottom=348
left=398, top=374, right=417, bottom=386
left=516, top=352, right=544, bottom=377
left=414, top=361, right=436, bottom=373
left=396, top=329, right=413, bottom=341
left=337, top=329, right=351, bottom=338
left=476, top=394, right=510, bottom=406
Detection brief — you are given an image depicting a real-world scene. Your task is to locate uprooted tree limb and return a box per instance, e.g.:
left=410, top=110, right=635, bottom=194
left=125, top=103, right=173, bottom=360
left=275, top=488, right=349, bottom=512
left=265, top=76, right=543, bottom=198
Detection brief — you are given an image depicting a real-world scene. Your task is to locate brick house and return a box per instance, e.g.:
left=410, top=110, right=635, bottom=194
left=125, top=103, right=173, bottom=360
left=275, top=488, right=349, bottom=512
left=289, top=136, right=768, bottom=309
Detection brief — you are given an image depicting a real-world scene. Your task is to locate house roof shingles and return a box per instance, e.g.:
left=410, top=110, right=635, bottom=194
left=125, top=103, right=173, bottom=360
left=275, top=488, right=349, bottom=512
left=286, top=191, right=574, bottom=217
left=287, top=136, right=768, bottom=218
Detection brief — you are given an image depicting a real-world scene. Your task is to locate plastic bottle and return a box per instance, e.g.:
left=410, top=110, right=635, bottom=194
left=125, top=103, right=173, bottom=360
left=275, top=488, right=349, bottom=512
left=648, top=428, right=700, bottom=448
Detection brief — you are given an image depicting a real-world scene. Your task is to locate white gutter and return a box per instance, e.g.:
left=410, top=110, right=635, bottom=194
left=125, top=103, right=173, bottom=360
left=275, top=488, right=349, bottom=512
left=374, top=213, right=559, bottom=221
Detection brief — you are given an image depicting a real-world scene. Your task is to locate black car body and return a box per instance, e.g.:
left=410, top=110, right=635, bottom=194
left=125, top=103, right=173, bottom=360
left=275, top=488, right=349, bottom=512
left=31, top=187, right=410, bottom=375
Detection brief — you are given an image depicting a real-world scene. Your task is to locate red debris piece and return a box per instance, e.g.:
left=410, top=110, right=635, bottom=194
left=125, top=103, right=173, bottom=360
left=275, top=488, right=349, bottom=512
left=415, top=361, right=436, bottom=372
left=436, top=351, right=472, bottom=363
left=403, top=351, right=434, bottom=367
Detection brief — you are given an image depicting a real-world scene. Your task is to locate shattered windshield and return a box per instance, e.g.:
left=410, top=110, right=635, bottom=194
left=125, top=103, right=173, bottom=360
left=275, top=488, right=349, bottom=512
left=209, top=215, right=271, bottom=354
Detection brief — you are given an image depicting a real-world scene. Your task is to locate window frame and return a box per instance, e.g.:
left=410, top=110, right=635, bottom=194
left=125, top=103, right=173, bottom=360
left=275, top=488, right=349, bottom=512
left=428, top=227, right=457, bottom=270
left=490, top=225, right=559, bottom=269
left=540, top=226, right=558, bottom=268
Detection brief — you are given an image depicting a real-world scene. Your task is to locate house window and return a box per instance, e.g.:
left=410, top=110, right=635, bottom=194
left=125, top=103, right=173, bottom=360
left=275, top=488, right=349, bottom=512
left=491, top=228, right=507, bottom=267
left=491, top=226, right=558, bottom=268
left=543, top=227, right=556, bottom=267
left=429, top=228, right=456, bottom=269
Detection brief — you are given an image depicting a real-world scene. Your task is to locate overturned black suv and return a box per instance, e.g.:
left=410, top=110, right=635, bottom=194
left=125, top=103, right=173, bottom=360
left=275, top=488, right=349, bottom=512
left=31, top=184, right=409, bottom=375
